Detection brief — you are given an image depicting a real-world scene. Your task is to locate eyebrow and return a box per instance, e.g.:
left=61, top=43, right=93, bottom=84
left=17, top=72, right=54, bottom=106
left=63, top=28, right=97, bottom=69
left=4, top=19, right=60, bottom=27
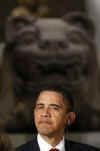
left=36, top=103, right=62, bottom=108
left=36, top=103, right=44, bottom=106
left=49, top=104, right=62, bottom=108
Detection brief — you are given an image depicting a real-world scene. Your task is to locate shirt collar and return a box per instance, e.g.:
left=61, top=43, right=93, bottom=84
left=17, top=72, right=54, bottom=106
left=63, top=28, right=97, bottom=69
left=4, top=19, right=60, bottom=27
left=37, top=134, right=65, bottom=151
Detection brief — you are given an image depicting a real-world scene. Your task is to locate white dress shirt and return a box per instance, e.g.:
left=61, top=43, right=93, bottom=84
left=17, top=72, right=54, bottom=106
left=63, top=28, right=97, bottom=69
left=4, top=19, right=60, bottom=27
left=37, top=134, right=65, bottom=151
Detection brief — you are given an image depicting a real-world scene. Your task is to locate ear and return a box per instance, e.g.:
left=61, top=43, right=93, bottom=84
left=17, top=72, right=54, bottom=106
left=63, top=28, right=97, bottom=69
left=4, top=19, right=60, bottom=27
left=62, top=11, right=95, bottom=39
left=5, top=15, right=36, bottom=43
left=66, top=112, right=76, bottom=125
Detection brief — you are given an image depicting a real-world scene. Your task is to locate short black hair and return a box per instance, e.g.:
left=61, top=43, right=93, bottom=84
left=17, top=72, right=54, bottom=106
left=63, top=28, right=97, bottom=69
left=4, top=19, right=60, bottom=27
left=32, top=86, right=74, bottom=135
left=33, top=86, right=74, bottom=112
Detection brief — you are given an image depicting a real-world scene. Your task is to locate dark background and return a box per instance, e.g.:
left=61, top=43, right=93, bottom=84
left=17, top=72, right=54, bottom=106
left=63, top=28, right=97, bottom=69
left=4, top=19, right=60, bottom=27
left=0, top=0, right=85, bottom=42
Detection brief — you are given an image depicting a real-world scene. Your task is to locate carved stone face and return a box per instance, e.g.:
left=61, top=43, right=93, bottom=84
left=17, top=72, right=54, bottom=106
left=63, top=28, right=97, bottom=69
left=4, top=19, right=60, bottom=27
left=7, top=17, right=97, bottom=105
left=3, top=15, right=99, bottom=131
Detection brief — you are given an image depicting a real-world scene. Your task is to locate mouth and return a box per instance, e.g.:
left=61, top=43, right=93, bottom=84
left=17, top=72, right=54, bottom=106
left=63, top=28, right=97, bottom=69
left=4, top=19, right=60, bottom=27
left=39, top=120, right=52, bottom=125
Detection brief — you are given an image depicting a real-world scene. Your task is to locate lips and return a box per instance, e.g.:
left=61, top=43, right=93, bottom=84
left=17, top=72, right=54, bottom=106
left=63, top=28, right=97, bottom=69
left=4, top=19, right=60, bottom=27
left=39, top=120, right=52, bottom=125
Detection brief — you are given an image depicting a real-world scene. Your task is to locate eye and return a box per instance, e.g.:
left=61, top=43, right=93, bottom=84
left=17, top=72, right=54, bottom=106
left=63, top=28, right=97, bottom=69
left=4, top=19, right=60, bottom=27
left=17, top=31, right=36, bottom=45
left=36, top=104, right=44, bottom=109
left=50, top=105, right=60, bottom=111
left=58, top=41, right=67, bottom=48
left=39, top=40, right=50, bottom=49
left=52, top=107, right=59, bottom=110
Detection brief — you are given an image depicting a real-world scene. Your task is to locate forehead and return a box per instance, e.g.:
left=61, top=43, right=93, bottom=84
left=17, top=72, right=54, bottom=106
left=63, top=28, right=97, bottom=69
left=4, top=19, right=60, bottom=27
left=36, top=19, right=67, bottom=41
left=36, top=91, right=64, bottom=104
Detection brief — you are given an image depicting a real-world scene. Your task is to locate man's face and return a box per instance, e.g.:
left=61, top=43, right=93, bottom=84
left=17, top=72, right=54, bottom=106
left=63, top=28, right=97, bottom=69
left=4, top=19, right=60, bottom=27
left=34, top=90, right=68, bottom=137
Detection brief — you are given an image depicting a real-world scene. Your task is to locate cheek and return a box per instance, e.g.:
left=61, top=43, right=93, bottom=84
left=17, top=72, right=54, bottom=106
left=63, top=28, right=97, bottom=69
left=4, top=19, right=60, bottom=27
left=34, top=111, right=39, bottom=123
left=52, top=112, right=61, bottom=121
left=53, top=113, right=67, bottom=125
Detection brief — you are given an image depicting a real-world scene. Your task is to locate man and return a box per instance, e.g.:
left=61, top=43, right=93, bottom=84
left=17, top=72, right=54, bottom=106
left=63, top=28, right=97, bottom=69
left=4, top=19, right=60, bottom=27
left=3, top=12, right=99, bottom=132
left=16, top=88, right=100, bottom=151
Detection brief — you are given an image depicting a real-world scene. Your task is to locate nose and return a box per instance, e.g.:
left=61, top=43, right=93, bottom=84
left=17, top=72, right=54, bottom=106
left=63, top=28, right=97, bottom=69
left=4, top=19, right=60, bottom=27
left=41, top=107, right=50, bottom=117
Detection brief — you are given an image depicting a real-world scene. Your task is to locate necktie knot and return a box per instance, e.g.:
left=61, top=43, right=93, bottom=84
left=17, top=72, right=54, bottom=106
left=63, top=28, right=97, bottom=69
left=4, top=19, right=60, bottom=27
left=49, top=149, right=59, bottom=151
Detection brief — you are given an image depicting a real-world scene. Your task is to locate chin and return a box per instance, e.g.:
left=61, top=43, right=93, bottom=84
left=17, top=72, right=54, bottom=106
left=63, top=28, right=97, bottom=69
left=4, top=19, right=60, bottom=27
left=38, top=129, right=54, bottom=136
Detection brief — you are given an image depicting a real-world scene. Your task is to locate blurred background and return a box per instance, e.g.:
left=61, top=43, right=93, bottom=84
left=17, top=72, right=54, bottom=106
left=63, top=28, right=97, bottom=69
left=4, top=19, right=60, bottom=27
left=0, top=0, right=100, bottom=149
left=0, top=0, right=85, bottom=42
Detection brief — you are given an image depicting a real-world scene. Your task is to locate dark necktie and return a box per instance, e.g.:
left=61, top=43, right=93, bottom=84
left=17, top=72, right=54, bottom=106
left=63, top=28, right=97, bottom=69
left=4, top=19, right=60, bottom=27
left=49, top=149, right=59, bottom=151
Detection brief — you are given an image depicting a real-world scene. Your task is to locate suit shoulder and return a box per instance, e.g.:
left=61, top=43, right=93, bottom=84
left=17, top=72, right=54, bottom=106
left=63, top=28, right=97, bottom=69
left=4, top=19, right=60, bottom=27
left=65, top=140, right=100, bottom=151
left=16, top=140, right=33, bottom=151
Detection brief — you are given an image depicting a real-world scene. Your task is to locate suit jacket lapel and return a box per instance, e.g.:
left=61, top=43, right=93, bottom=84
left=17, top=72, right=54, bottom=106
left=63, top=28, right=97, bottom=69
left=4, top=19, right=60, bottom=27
left=65, top=139, right=71, bottom=151
left=31, top=136, right=40, bottom=151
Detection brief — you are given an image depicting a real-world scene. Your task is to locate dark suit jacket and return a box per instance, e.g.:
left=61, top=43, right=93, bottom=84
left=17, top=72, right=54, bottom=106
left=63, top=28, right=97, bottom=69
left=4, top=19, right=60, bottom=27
left=16, top=137, right=100, bottom=151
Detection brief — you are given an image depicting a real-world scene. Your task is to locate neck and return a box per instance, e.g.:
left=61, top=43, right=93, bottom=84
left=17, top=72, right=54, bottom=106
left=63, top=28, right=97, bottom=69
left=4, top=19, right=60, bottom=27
left=39, top=133, right=64, bottom=147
